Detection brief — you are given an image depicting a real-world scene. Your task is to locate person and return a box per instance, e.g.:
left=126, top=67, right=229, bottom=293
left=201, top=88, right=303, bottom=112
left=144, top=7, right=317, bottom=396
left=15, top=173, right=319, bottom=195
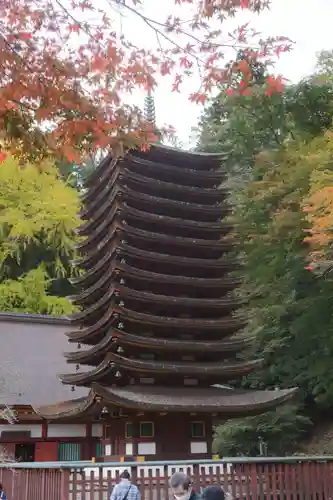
left=201, top=485, right=226, bottom=500
left=110, top=470, right=140, bottom=500
left=0, top=483, right=7, bottom=500
left=169, top=472, right=201, bottom=500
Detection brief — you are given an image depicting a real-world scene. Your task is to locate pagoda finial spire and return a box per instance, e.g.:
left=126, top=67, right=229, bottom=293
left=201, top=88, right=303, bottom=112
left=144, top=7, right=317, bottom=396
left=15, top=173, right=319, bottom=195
left=144, top=90, right=156, bottom=127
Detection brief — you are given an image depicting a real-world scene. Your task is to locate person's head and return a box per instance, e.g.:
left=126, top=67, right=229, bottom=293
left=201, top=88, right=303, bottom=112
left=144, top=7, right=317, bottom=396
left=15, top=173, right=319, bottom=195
left=202, top=485, right=225, bottom=500
left=169, top=472, right=193, bottom=500
left=120, top=470, right=131, bottom=481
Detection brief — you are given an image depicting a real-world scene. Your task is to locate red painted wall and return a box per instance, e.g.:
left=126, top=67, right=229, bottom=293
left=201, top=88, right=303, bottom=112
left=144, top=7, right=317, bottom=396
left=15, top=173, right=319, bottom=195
left=35, top=441, right=58, bottom=461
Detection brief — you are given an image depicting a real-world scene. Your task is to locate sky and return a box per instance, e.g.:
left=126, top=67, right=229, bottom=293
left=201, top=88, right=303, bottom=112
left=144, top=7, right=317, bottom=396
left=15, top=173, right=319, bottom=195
left=63, top=0, right=333, bottom=149
left=118, top=0, right=333, bottom=148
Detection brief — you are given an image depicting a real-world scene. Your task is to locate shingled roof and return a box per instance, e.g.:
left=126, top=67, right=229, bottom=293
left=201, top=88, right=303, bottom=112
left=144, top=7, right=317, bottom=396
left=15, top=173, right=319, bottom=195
left=0, top=313, right=89, bottom=407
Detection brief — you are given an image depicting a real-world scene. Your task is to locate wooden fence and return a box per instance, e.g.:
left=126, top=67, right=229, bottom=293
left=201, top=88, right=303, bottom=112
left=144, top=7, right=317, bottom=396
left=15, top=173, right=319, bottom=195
left=0, top=457, right=332, bottom=500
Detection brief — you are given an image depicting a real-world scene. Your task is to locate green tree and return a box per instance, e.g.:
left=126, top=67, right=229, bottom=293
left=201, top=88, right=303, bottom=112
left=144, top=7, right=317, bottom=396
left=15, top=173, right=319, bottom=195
left=0, top=267, right=75, bottom=315
left=197, top=52, right=333, bottom=455
left=214, top=406, right=312, bottom=457
left=196, top=72, right=333, bottom=182
left=0, top=154, right=80, bottom=314
left=240, top=136, right=333, bottom=407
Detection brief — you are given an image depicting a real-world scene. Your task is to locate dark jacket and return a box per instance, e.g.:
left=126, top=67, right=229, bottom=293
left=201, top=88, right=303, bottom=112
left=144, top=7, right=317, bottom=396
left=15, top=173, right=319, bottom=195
left=201, top=485, right=225, bottom=500
left=190, top=491, right=201, bottom=500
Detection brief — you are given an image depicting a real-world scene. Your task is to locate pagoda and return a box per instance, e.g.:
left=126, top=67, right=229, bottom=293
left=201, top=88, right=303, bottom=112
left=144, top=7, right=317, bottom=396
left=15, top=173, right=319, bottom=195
left=36, top=144, right=296, bottom=460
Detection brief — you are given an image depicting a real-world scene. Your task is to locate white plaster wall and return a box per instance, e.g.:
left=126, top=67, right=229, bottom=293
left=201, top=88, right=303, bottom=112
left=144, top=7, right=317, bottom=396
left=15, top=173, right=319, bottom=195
left=92, top=424, right=103, bottom=437
left=0, top=316, right=90, bottom=407
left=47, top=424, right=86, bottom=438
left=105, top=444, right=112, bottom=456
left=125, top=442, right=133, bottom=455
left=190, top=441, right=207, bottom=454
left=138, top=442, right=156, bottom=455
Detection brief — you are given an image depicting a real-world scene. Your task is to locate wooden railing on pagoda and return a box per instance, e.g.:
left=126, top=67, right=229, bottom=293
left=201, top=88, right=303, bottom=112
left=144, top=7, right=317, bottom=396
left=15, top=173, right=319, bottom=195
left=0, top=457, right=332, bottom=500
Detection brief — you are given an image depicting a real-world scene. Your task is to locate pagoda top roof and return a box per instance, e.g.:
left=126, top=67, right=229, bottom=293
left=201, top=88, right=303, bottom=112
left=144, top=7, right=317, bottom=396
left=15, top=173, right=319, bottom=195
left=139, top=143, right=225, bottom=160
left=84, top=144, right=226, bottom=189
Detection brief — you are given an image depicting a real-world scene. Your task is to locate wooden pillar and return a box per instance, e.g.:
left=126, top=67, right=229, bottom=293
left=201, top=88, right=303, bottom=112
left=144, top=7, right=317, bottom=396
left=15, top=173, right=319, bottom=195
left=42, top=422, right=47, bottom=440
left=131, top=418, right=140, bottom=456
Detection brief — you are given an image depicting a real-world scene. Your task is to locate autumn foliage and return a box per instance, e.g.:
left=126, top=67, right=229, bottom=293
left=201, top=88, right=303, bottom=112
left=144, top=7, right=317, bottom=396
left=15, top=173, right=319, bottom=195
left=0, top=0, right=291, bottom=163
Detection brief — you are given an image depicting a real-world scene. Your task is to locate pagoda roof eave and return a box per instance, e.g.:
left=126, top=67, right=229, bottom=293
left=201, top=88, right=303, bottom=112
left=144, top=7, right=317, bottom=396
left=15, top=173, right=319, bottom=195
left=75, top=204, right=120, bottom=252
left=64, top=328, right=254, bottom=363
left=83, top=162, right=229, bottom=208
left=70, top=289, right=114, bottom=323
left=34, top=385, right=297, bottom=419
left=138, top=145, right=227, bottom=170
left=84, top=146, right=227, bottom=191
left=102, top=262, right=242, bottom=291
left=81, top=170, right=230, bottom=224
left=71, top=283, right=245, bottom=311
left=83, top=186, right=231, bottom=226
left=104, top=306, right=247, bottom=332
left=81, top=156, right=117, bottom=203
left=71, top=256, right=241, bottom=292
left=59, top=353, right=260, bottom=386
left=73, top=242, right=241, bottom=279
left=148, top=143, right=226, bottom=159
left=122, top=187, right=231, bottom=217
left=122, top=168, right=228, bottom=201
left=33, top=390, right=101, bottom=421
left=112, top=261, right=242, bottom=290
left=77, top=222, right=236, bottom=255
left=79, top=181, right=120, bottom=226
left=70, top=300, right=247, bottom=333
left=95, top=383, right=297, bottom=415
left=66, top=308, right=113, bottom=343
left=126, top=153, right=227, bottom=183
left=86, top=152, right=227, bottom=194
left=79, top=202, right=233, bottom=238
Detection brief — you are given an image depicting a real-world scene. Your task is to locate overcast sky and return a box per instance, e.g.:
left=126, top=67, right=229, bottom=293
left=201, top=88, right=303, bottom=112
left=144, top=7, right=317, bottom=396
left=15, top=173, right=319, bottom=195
left=119, top=0, right=333, bottom=148
left=66, top=0, right=333, bottom=148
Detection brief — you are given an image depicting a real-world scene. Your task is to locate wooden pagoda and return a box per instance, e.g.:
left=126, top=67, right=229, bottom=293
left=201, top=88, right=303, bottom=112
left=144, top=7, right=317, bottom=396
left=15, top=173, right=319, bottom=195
left=36, top=144, right=296, bottom=460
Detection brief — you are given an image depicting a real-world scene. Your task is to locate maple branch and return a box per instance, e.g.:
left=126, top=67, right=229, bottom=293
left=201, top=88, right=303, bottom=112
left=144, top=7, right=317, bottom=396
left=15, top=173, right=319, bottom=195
left=53, top=0, right=100, bottom=43
left=0, top=0, right=291, bottom=162
left=108, top=0, right=245, bottom=51
left=107, top=0, right=207, bottom=76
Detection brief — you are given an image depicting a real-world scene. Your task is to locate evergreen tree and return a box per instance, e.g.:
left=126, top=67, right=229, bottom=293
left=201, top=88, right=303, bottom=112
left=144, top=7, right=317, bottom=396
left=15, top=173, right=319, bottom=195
left=197, top=52, right=333, bottom=455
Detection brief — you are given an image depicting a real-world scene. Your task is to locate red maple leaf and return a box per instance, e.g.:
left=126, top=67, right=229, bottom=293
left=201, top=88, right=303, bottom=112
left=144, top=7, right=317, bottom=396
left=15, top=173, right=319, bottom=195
left=172, top=75, right=183, bottom=92
left=18, top=32, right=32, bottom=40
left=189, top=92, right=208, bottom=104
left=79, top=1, right=91, bottom=9
left=180, top=56, right=192, bottom=69
left=266, top=75, right=285, bottom=95
left=0, top=0, right=290, bottom=164
left=69, top=24, right=80, bottom=33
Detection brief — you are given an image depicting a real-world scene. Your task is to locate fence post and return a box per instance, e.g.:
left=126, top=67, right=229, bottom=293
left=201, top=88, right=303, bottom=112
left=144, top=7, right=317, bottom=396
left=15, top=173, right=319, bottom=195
left=60, top=468, right=70, bottom=500
left=132, top=464, right=138, bottom=483
left=192, top=463, right=200, bottom=492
